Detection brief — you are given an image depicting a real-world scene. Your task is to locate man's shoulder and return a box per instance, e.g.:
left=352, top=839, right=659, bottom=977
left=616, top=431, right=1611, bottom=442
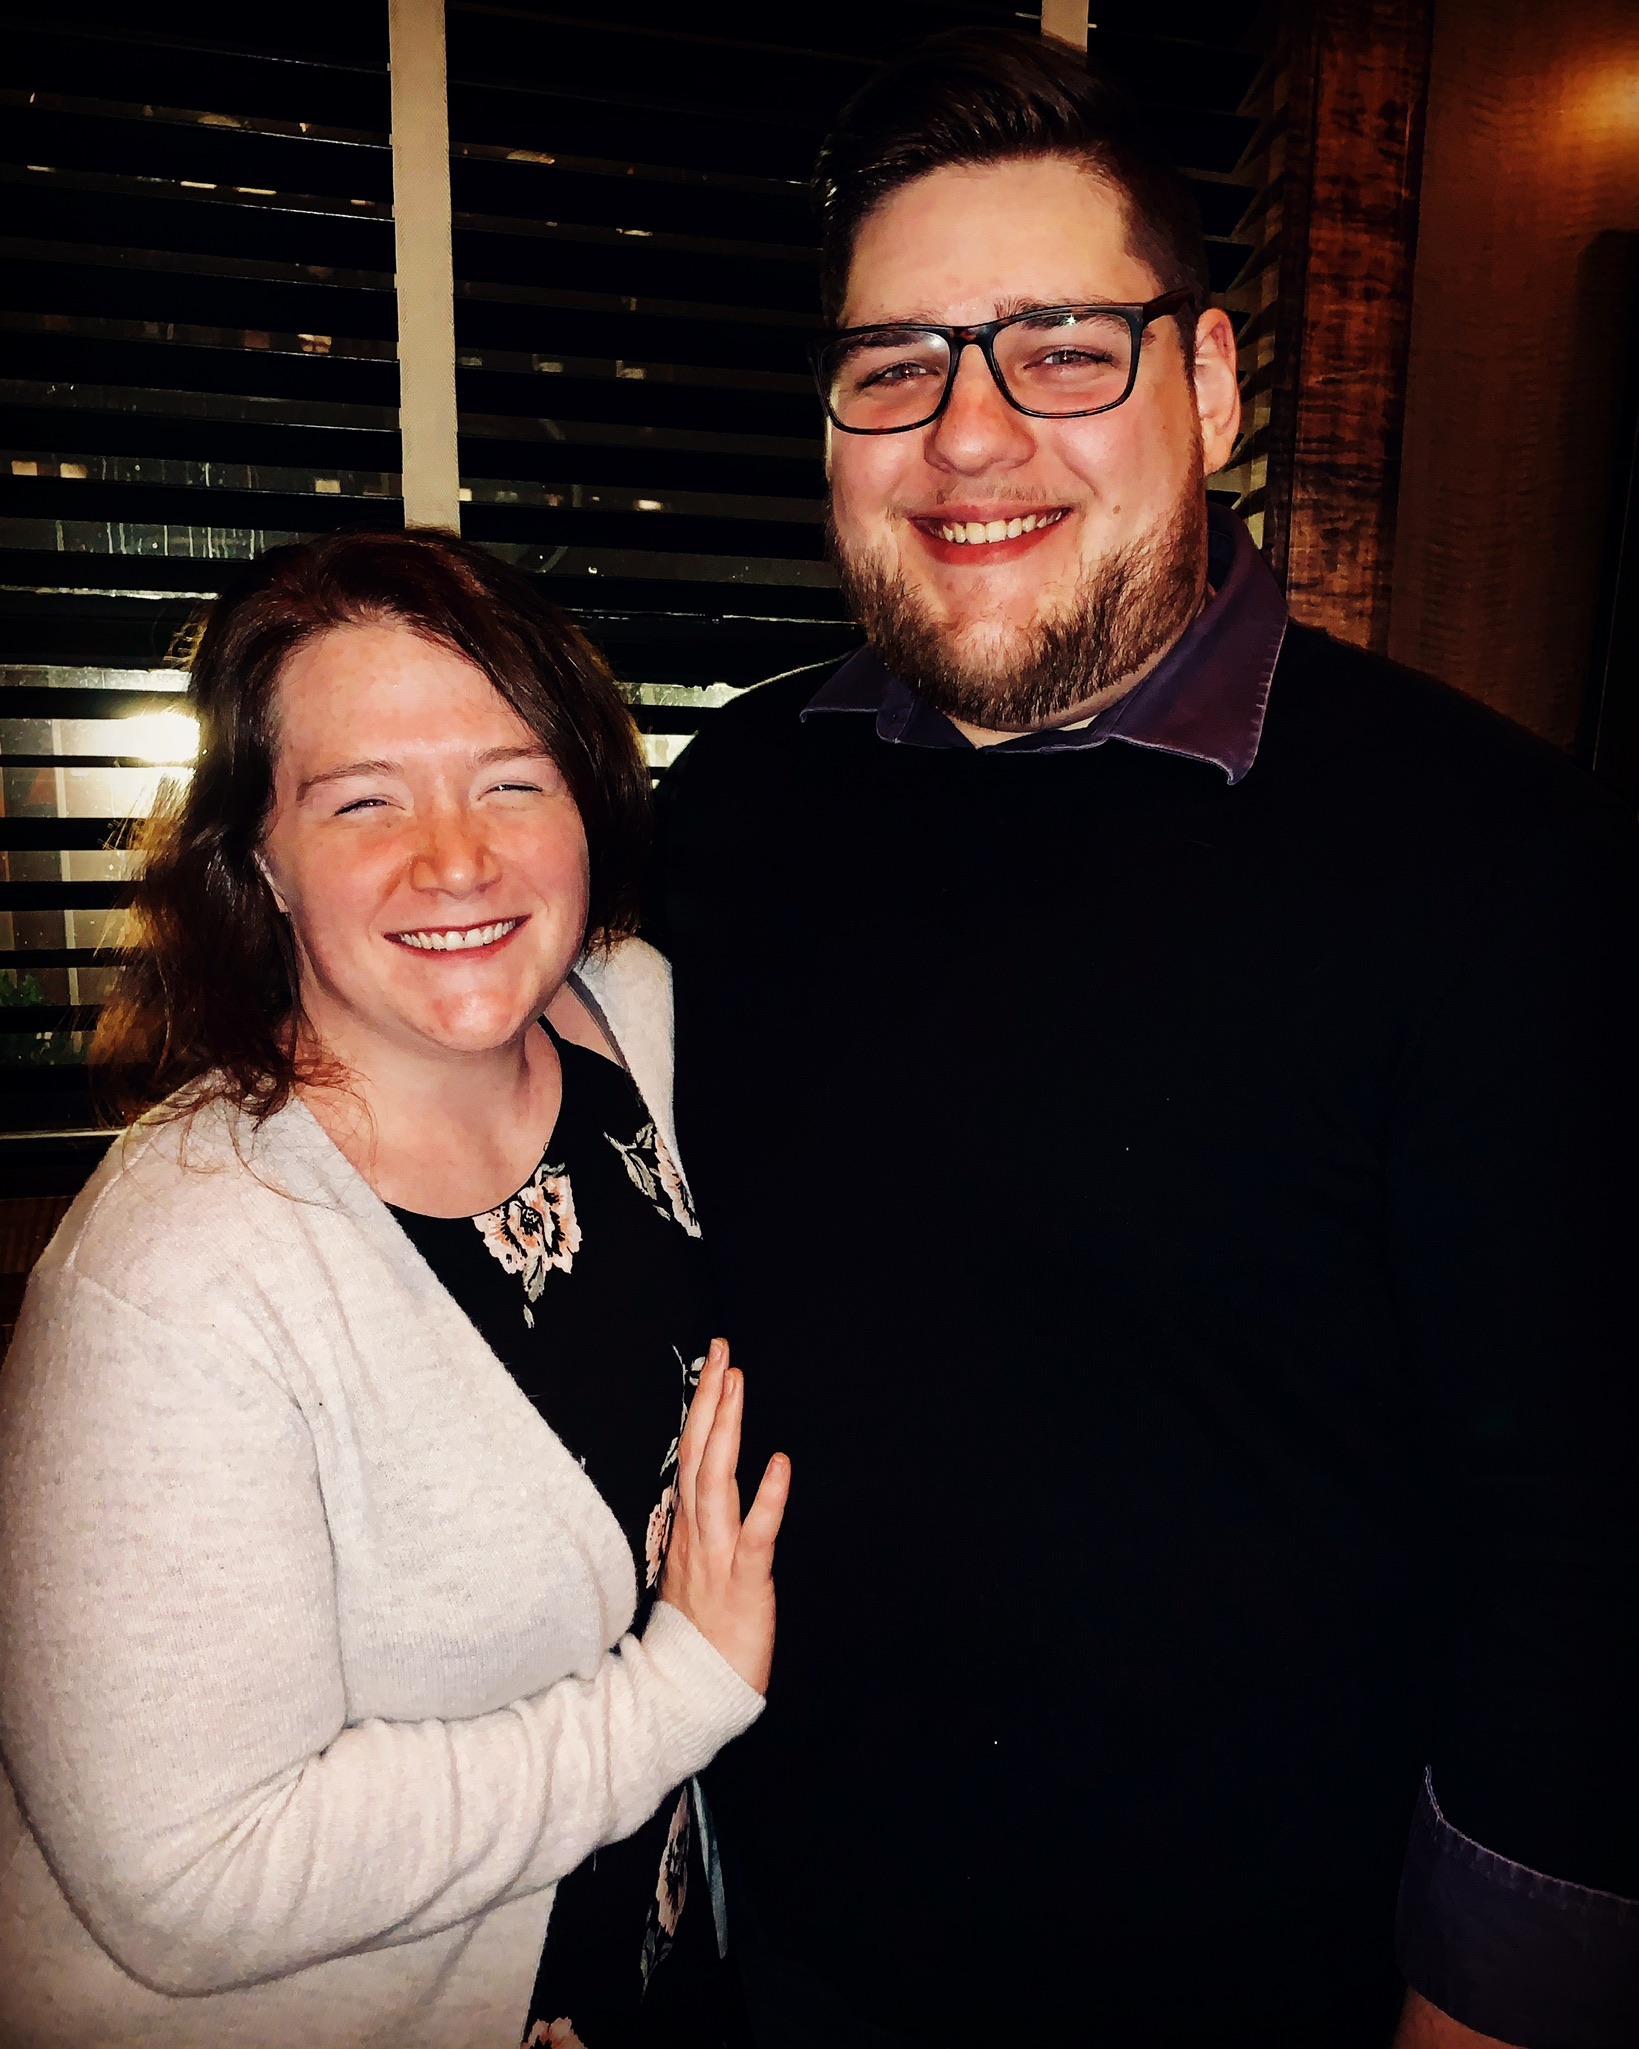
left=655, top=653, right=865, bottom=840
left=1265, top=625, right=1629, bottom=846
left=703, top=656, right=859, bottom=754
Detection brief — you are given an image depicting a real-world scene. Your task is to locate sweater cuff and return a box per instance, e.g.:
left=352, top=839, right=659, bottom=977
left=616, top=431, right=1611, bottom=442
left=637, top=1600, right=765, bottom=1777
left=1396, top=1769, right=1639, bottom=2049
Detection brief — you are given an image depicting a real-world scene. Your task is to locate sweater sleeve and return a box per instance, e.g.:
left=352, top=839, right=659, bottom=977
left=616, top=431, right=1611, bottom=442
left=1384, top=801, right=1639, bottom=2045
left=0, top=1275, right=762, bottom=1999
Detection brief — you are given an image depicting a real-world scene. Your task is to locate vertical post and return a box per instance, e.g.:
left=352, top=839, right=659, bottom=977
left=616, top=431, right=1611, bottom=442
left=389, top=0, right=460, bottom=531
left=1267, top=0, right=1433, bottom=653
left=1040, top=0, right=1088, bottom=54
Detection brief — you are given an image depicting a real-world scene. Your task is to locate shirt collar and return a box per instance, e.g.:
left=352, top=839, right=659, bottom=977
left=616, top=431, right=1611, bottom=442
left=801, top=503, right=1287, bottom=784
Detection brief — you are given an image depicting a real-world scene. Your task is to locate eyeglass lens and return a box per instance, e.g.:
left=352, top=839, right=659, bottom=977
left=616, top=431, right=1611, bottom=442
left=823, top=309, right=1138, bottom=430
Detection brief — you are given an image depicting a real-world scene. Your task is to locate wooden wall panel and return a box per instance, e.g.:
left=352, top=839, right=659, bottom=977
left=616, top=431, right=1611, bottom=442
left=1388, top=0, right=1639, bottom=748
left=1271, top=0, right=1434, bottom=653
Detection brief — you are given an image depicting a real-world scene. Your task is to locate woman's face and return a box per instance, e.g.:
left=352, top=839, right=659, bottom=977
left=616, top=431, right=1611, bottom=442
left=259, top=620, right=591, bottom=1066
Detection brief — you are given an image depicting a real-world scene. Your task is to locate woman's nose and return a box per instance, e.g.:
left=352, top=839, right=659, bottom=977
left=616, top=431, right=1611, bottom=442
left=408, top=809, right=498, bottom=895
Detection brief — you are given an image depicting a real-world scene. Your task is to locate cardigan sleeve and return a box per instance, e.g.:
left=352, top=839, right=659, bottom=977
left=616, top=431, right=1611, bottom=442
left=0, top=1273, right=761, bottom=1999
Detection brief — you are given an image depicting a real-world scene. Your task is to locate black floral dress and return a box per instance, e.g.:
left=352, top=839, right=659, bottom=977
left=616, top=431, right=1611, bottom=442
left=390, top=1026, right=735, bottom=2049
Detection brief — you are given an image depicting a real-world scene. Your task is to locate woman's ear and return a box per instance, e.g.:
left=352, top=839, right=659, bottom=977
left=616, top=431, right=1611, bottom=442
left=255, top=851, right=291, bottom=917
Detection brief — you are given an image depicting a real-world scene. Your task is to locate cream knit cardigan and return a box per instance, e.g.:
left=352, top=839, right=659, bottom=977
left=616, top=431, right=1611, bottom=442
left=0, top=939, right=763, bottom=2049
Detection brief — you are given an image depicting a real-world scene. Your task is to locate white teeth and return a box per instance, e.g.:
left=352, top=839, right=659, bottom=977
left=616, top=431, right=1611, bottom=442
left=392, top=919, right=520, bottom=953
left=936, top=508, right=1065, bottom=545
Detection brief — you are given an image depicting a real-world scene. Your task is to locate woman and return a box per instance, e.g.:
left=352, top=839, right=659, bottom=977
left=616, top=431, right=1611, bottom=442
left=0, top=530, right=788, bottom=2049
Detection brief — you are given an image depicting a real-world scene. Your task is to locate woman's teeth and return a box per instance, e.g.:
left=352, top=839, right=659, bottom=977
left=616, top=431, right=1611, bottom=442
left=936, top=508, right=1067, bottom=546
left=392, top=919, right=521, bottom=953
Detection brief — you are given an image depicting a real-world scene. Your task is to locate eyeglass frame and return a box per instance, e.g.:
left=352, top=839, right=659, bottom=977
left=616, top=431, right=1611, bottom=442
left=810, top=289, right=1199, bottom=436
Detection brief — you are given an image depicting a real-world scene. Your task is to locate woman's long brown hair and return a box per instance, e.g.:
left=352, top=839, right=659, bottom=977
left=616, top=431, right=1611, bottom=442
left=92, top=529, right=651, bottom=1126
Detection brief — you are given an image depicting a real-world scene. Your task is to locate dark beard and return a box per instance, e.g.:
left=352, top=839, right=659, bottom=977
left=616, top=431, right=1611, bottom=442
left=830, top=484, right=1209, bottom=731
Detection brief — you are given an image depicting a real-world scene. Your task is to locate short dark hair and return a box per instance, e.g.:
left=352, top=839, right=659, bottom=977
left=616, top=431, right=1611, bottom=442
left=815, top=28, right=1211, bottom=326
left=94, top=528, right=650, bottom=1124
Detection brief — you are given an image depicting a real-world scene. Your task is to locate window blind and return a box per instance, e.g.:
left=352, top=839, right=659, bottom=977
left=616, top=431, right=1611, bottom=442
left=0, top=0, right=1266, bottom=1203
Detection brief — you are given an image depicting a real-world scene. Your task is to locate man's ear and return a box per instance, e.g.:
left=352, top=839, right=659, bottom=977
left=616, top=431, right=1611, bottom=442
left=255, top=851, right=291, bottom=917
left=1191, top=305, right=1241, bottom=479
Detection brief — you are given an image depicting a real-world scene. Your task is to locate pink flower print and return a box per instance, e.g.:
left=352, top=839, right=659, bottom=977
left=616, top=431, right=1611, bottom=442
left=473, top=1165, right=580, bottom=1327
left=653, top=1127, right=700, bottom=1236
left=639, top=1787, right=693, bottom=1988
left=655, top=1787, right=691, bottom=1937
left=606, top=1122, right=701, bottom=1237
left=644, top=1481, right=677, bottom=1589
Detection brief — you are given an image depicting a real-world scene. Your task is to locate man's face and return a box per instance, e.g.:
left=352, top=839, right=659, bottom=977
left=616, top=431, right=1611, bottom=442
left=827, top=155, right=1241, bottom=732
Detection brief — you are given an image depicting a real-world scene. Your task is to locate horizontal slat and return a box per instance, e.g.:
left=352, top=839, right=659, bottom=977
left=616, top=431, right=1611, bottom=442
left=2, top=381, right=826, bottom=464
left=0, top=686, right=194, bottom=717
left=1, top=162, right=394, bottom=226
left=3, top=459, right=826, bottom=532
left=0, top=523, right=838, bottom=591
left=0, top=882, right=134, bottom=911
left=1, top=310, right=394, bottom=363
left=1, top=309, right=815, bottom=394
left=0, top=949, right=117, bottom=969
left=492, top=542, right=835, bottom=587
left=0, top=85, right=383, bottom=155
left=0, top=1006, right=103, bottom=1034
left=0, top=818, right=135, bottom=851
left=0, top=233, right=393, bottom=297
left=0, top=376, right=397, bottom=434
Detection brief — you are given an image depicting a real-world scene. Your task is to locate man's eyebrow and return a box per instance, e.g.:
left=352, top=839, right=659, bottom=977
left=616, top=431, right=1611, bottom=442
left=992, top=295, right=1110, bottom=318
left=847, top=297, right=1110, bottom=328
left=295, top=744, right=550, bottom=801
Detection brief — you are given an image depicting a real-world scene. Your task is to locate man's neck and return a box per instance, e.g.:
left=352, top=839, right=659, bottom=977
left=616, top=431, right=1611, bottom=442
left=945, top=583, right=1213, bottom=751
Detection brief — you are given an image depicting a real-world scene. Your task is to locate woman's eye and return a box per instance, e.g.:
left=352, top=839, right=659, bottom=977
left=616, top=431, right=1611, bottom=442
left=487, top=779, right=544, bottom=796
left=334, top=796, right=388, bottom=815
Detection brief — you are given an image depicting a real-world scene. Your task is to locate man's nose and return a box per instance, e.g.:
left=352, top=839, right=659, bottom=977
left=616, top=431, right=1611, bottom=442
left=923, top=342, right=1037, bottom=474
left=409, top=807, right=498, bottom=895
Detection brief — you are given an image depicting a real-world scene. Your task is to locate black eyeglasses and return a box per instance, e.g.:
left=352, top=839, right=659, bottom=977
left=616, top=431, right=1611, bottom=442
left=811, top=290, right=1196, bottom=435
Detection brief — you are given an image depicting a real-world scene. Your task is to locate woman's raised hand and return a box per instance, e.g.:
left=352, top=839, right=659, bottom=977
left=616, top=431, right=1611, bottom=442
left=660, top=1339, right=789, bottom=1695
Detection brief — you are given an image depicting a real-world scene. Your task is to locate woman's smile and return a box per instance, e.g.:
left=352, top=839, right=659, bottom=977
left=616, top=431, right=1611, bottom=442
left=386, top=916, right=529, bottom=956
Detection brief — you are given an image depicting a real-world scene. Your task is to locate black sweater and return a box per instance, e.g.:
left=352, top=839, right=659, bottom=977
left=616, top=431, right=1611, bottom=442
left=648, top=625, right=1639, bottom=2046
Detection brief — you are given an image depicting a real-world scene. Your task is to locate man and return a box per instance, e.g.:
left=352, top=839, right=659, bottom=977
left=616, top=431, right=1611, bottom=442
left=650, top=31, right=1638, bottom=2049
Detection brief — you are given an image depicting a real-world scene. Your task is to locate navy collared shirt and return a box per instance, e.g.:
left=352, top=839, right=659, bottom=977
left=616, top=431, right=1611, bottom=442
left=802, top=500, right=1288, bottom=779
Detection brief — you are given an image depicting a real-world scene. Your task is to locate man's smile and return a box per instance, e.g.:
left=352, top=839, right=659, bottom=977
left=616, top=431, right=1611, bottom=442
left=908, top=504, right=1072, bottom=564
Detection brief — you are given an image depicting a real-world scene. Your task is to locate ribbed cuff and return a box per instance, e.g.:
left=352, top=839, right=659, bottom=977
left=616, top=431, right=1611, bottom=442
left=639, top=1600, right=765, bottom=1779
left=1396, top=1770, right=1639, bottom=2049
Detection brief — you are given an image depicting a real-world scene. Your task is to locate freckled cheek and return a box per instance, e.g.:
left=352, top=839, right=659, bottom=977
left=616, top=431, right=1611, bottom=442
left=282, top=844, right=401, bottom=964
left=509, top=823, right=591, bottom=920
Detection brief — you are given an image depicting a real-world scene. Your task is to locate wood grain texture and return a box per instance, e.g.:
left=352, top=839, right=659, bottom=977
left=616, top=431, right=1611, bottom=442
left=1275, top=0, right=1434, bottom=653
left=1389, top=0, right=1639, bottom=746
